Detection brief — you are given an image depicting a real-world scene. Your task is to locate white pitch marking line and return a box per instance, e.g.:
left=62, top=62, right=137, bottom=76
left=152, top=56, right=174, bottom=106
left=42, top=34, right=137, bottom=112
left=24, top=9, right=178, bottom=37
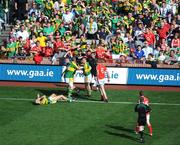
left=0, top=97, right=180, bottom=106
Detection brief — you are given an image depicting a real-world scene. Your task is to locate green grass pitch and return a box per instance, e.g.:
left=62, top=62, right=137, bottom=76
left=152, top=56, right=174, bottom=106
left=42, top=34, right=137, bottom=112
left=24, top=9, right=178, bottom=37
left=0, top=86, right=180, bottom=145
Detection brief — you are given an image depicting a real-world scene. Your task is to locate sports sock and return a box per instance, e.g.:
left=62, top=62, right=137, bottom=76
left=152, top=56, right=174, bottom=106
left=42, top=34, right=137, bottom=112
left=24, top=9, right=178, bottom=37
left=148, top=124, right=153, bottom=135
left=135, top=126, right=139, bottom=132
left=139, top=131, right=144, bottom=139
left=68, top=88, right=73, bottom=98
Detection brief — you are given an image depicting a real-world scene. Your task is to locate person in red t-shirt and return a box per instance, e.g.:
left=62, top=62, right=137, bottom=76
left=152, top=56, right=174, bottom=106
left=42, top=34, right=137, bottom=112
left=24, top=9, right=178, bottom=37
left=33, top=52, right=43, bottom=64
left=96, top=44, right=106, bottom=59
left=30, top=41, right=42, bottom=55
left=44, top=41, right=53, bottom=57
left=143, top=28, right=156, bottom=47
left=96, top=63, right=110, bottom=102
left=54, top=36, right=65, bottom=52
left=171, top=33, right=180, bottom=48
left=135, top=91, right=153, bottom=136
left=157, top=22, right=169, bottom=43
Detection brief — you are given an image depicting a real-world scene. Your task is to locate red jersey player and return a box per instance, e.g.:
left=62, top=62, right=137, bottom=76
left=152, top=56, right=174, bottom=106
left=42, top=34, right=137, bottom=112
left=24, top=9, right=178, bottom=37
left=96, top=63, right=110, bottom=102
left=135, top=90, right=153, bottom=136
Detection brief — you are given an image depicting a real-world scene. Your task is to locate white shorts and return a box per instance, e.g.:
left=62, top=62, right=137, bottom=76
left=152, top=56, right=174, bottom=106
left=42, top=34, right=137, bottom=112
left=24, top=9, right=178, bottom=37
left=97, top=79, right=105, bottom=86
left=85, top=74, right=92, bottom=83
left=139, top=126, right=144, bottom=131
left=48, top=96, right=57, bottom=104
left=65, top=78, right=74, bottom=88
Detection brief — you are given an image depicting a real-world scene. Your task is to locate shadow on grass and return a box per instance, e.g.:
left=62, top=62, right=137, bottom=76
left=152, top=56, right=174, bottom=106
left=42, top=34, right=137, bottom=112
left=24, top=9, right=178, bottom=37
left=105, top=125, right=140, bottom=143
left=106, top=125, right=135, bottom=134
left=105, top=131, right=139, bottom=143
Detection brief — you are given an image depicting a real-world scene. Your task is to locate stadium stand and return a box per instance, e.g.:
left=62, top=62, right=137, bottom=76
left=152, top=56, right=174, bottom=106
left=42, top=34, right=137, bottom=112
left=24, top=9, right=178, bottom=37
left=0, top=0, right=179, bottom=68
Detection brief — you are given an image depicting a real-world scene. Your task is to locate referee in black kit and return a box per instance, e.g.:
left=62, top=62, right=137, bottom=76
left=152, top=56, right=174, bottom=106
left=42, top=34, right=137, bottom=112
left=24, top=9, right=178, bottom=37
left=86, top=50, right=98, bottom=89
left=135, top=97, right=151, bottom=143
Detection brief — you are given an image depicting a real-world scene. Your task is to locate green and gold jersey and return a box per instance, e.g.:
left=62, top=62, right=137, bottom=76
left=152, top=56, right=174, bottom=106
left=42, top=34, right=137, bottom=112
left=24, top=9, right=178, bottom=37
left=64, top=61, right=79, bottom=78
left=83, top=62, right=91, bottom=76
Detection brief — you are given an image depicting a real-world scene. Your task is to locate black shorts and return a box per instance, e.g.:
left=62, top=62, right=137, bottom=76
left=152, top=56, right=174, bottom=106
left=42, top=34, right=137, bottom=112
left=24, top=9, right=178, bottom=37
left=138, top=119, right=146, bottom=126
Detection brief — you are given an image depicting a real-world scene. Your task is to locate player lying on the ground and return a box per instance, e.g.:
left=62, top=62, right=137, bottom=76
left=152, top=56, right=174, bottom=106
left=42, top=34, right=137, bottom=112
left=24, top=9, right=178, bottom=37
left=34, top=93, right=68, bottom=105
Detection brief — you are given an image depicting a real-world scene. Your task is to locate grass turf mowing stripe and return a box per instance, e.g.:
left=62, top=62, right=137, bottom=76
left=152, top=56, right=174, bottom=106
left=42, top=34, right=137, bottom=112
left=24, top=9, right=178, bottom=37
left=0, top=97, right=180, bottom=106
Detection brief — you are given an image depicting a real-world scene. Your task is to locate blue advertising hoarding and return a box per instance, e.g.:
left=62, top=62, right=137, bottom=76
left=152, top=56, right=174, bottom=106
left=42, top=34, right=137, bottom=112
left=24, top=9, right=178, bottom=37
left=0, top=63, right=180, bottom=86
left=0, top=64, right=63, bottom=82
left=128, top=68, right=180, bottom=86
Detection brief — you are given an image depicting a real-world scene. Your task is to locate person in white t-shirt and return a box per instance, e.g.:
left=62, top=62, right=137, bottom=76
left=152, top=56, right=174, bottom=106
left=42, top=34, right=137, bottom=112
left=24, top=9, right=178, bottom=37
left=142, top=41, right=154, bottom=59
left=16, top=25, right=29, bottom=41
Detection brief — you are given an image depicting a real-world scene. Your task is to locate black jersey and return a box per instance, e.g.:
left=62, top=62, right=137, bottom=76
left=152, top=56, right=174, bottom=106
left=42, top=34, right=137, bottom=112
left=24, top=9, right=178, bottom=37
left=135, top=103, right=151, bottom=125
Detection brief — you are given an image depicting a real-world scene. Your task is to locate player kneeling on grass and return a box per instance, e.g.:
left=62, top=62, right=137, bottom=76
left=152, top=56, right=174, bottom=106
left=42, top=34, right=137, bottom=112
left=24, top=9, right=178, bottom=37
left=96, top=63, right=110, bottom=102
left=135, top=97, right=151, bottom=143
left=82, top=57, right=92, bottom=96
left=34, top=93, right=68, bottom=105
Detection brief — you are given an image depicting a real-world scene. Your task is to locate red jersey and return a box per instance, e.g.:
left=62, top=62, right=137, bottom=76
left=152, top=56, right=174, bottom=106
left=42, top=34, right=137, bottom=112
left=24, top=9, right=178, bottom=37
left=54, top=41, right=65, bottom=52
left=157, top=26, right=168, bottom=39
left=34, top=54, right=43, bottom=64
left=31, top=46, right=42, bottom=53
left=171, top=38, right=180, bottom=48
left=44, top=47, right=53, bottom=57
left=96, top=64, right=107, bottom=80
left=143, top=32, right=155, bottom=45
left=96, top=47, right=105, bottom=59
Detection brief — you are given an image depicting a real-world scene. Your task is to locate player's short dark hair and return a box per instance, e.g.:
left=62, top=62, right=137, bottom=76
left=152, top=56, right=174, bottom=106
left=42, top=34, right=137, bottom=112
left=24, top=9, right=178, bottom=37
left=139, top=90, right=144, bottom=96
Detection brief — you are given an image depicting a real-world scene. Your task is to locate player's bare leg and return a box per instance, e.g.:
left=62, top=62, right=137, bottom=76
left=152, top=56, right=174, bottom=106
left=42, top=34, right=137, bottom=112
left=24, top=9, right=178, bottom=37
left=135, top=123, right=139, bottom=134
left=99, top=85, right=108, bottom=102
left=146, top=113, right=153, bottom=136
left=85, top=82, right=91, bottom=96
left=56, top=95, right=68, bottom=101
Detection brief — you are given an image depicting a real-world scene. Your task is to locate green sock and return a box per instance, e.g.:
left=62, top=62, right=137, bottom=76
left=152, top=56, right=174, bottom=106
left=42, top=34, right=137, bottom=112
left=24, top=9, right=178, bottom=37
left=68, top=88, right=73, bottom=100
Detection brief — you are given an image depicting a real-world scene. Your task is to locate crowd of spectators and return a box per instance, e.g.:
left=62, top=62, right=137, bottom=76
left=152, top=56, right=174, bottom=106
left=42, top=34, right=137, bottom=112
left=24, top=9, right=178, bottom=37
left=0, top=0, right=179, bottom=66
